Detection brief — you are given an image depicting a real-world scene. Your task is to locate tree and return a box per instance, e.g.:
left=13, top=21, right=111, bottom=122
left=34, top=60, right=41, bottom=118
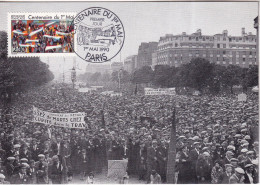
left=243, top=65, right=258, bottom=88
left=0, top=31, right=54, bottom=97
left=131, top=66, right=153, bottom=84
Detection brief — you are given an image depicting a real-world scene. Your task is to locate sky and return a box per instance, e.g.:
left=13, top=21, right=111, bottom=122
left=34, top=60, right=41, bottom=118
left=0, top=1, right=258, bottom=80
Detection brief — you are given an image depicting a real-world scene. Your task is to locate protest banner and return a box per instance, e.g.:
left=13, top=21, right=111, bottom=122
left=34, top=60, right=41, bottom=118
left=107, top=159, right=128, bottom=179
left=238, top=93, right=247, bottom=102
left=145, top=88, right=176, bottom=95
left=78, top=88, right=91, bottom=93
left=32, top=106, right=86, bottom=129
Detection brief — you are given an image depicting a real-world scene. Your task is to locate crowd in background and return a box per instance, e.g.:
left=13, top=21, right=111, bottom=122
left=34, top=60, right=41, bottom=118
left=0, top=84, right=258, bottom=184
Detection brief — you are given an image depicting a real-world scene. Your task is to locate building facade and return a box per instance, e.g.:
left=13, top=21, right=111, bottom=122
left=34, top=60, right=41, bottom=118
left=156, top=28, right=257, bottom=68
left=124, top=55, right=137, bottom=73
left=85, top=63, right=112, bottom=74
left=111, top=62, right=123, bottom=72
left=136, top=42, right=158, bottom=69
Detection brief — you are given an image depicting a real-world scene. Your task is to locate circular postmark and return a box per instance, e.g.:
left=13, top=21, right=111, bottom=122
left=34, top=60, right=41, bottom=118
left=72, top=7, right=125, bottom=63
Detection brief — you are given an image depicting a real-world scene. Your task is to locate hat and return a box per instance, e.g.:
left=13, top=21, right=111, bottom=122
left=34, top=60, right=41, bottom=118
left=246, top=151, right=254, bottom=155
left=225, top=164, right=232, bottom=168
left=226, top=151, right=234, bottom=156
left=244, top=135, right=251, bottom=140
left=14, top=144, right=21, bottom=149
left=20, top=158, right=28, bottom=162
left=252, top=159, right=258, bottom=165
left=0, top=173, right=5, bottom=179
left=193, top=142, right=200, bottom=145
left=230, top=158, right=238, bottom=162
left=234, top=134, right=241, bottom=138
left=7, top=157, right=15, bottom=160
left=227, top=145, right=235, bottom=151
left=245, top=163, right=253, bottom=168
left=203, top=152, right=210, bottom=157
left=193, top=136, right=199, bottom=140
left=242, top=142, right=249, bottom=147
left=253, top=141, right=259, bottom=146
left=202, top=147, right=209, bottom=151
left=235, top=168, right=245, bottom=174
left=38, top=154, right=45, bottom=158
left=241, top=148, right=248, bottom=153
left=20, top=163, right=28, bottom=169
left=241, top=129, right=247, bottom=133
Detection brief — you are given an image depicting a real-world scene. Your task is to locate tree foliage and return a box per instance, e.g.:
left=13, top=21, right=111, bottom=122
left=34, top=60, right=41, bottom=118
left=0, top=31, right=54, bottom=94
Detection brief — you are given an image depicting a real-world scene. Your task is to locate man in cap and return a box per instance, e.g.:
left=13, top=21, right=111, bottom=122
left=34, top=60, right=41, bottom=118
left=0, top=159, right=6, bottom=177
left=0, top=173, right=9, bottom=184
left=35, top=154, right=48, bottom=184
left=189, top=141, right=200, bottom=183
left=146, top=140, right=159, bottom=183
left=244, top=163, right=255, bottom=184
left=5, top=157, right=15, bottom=181
left=245, top=151, right=255, bottom=165
left=196, top=152, right=212, bottom=183
left=229, top=167, right=245, bottom=184
left=10, top=163, right=31, bottom=184
left=49, top=155, right=63, bottom=184
left=223, top=151, right=234, bottom=165
left=221, top=164, right=233, bottom=184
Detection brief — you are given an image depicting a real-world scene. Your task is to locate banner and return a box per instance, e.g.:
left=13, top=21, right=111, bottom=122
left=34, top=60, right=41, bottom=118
left=145, top=88, right=176, bottom=95
left=32, top=106, right=86, bottom=129
left=107, top=160, right=128, bottom=179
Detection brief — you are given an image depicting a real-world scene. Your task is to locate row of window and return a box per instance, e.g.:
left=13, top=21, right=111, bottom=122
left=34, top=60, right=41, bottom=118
left=158, top=43, right=256, bottom=50
left=159, top=36, right=256, bottom=43
left=158, top=56, right=257, bottom=62
left=157, top=60, right=258, bottom=66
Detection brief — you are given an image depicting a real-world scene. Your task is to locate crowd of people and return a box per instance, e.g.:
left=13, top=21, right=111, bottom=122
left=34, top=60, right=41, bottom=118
left=0, top=83, right=258, bottom=184
left=11, top=20, right=74, bottom=53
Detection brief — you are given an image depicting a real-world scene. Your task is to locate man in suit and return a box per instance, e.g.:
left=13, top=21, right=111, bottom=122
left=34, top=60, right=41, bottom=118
left=51, top=135, right=63, bottom=156
left=157, top=140, right=168, bottom=183
left=189, top=141, right=200, bottom=183
left=196, top=152, right=212, bottom=184
left=0, top=173, right=9, bottom=184
left=221, top=164, right=233, bottom=184
left=229, top=167, right=245, bottom=184
left=49, top=155, right=63, bottom=184
left=30, top=139, right=40, bottom=161
left=35, top=154, right=48, bottom=184
left=10, top=164, right=31, bottom=184
left=146, top=140, right=159, bottom=183
left=19, top=144, right=31, bottom=161
left=5, top=157, right=15, bottom=181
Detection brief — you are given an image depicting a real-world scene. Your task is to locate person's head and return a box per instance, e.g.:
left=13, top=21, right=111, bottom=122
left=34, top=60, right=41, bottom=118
left=245, top=164, right=254, bottom=173
left=151, top=170, right=157, bottom=176
left=203, top=152, right=210, bottom=159
left=214, top=161, right=220, bottom=168
left=226, top=151, right=234, bottom=159
left=52, top=155, right=59, bottom=164
left=20, top=164, right=27, bottom=174
left=0, top=173, right=5, bottom=183
left=152, top=140, right=158, bottom=148
left=29, top=160, right=35, bottom=168
left=56, top=135, right=61, bottom=143
left=234, top=168, right=245, bottom=179
left=230, top=158, right=238, bottom=167
left=193, top=142, right=200, bottom=149
left=38, top=154, right=45, bottom=162
left=225, top=164, right=232, bottom=173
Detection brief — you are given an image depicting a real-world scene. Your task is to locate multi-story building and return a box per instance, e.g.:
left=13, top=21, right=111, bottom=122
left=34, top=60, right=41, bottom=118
left=85, top=63, right=112, bottom=74
left=137, top=42, right=158, bottom=69
left=254, top=16, right=258, bottom=65
left=124, top=55, right=137, bottom=73
left=151, top=52, right=157, bottom=70
left=156, top=28, right=257, bottom=68
left=111, top=62, right=123, bottom=72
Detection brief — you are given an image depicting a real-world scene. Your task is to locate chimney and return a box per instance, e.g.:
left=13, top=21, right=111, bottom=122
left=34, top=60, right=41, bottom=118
left=242, top=27, right=245, bottom=36
left=223, top=30, right=228, bottom=36
left=197, top=29, right=202, bottom=36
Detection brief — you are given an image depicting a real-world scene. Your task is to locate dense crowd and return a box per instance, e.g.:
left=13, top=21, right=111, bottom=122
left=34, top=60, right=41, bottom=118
left=11, top=20, right=74, bottom=53
left=0, top=84, right=258, bottom=184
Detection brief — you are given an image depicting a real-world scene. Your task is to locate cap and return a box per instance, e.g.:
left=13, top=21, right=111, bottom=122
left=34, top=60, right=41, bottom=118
left=245, top=163, right=253, bottom=168
left=234, top=134, right=241, bottom=138
left=203, top=152, right=210, bottom=157
left=225, top=164, right=232, bottom=168
left=20, top=163, right=28, bottom=169
left=38, top=154, right=45, bottom=158
left=246, top=151, right=254, bottom=155
left=241, top=148, right=248, bottom=153
left=235, top=168, right=245, bottom=174
left=226, top=151, right=234, bottom=156
left=0, top=173, right=5, bottom=179
left=244, top=135, right=251, bottom=140
left=7, top=157, right=15, bottom=160
left=230, top=158, right=238, bottom=162
left=14, top=144, right=21, bottom=149
left=193, top=142, right=200, bottom=145
left=252, top=159, right=258, bottom=165
left=227, top=145, right=235, bottom=150
left=20, top=158, right=28, bottom=162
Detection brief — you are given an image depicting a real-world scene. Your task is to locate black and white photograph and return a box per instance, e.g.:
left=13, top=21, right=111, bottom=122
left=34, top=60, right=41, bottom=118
left=0, top=1, right=259, bottom=184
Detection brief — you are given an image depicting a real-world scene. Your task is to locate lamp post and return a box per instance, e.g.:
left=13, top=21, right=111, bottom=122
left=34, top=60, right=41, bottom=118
left=71, top=67, right=76, bottom=89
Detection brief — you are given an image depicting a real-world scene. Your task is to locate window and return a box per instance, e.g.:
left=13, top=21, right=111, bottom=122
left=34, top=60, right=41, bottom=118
left=223, top=50, right=226, bottom=54
left=203, top=37, right=205, bottom=41
left=217, top=44, right=220, bottom=48
left=250, top=51, right=252, bottom=55
left=189, top=37, right=191, bottom=40
left=229, top=38, right=232, bottom=42
left=223, top=38, right=226, bottom=41
left=243, top=58, right=245, bottom=61
left=223, top=44, right=226, bottom=48
left=175, top=43, right=178, bottom=47
left=196, top=37, right=198, bottom=41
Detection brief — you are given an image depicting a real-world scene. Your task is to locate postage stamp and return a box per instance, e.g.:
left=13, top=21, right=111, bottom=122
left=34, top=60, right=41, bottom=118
left=73, top=7, right=125, bottom=63
left=8, top=12, right=76, bottom=57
